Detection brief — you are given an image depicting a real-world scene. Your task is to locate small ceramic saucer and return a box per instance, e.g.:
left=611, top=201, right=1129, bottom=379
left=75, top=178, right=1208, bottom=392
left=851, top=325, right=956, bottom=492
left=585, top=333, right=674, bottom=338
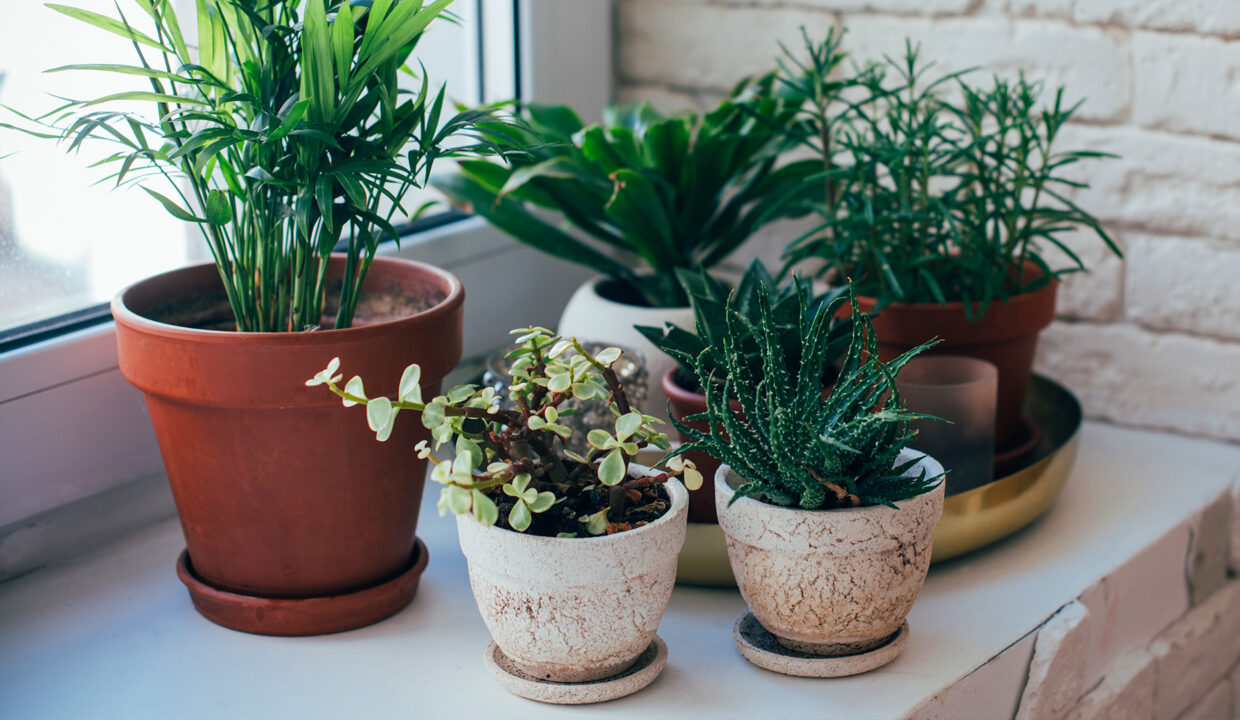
left=732, top=610, right=909, bottom=678
left=483, top=635, right=668, bottom=705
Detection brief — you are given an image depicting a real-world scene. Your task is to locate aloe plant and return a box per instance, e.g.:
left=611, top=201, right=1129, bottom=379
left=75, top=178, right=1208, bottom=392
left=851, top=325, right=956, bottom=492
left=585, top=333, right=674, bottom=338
left=772, top=31, right=1120, bottom=318
left=434, top=83, right=807, bottom=308
left=673, top=281, right=941, bottom=509
left=636, top=259, right=852, bottom=394
left=3, top=0, right=493, bottom=332
left=310, top=327, right=702, bottom=536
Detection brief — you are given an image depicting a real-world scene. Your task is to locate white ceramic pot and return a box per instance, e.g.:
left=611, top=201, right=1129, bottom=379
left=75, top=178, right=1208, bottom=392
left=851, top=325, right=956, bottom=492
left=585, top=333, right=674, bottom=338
left=457, top=475, right=689, bottom=682
left=716, top=449, right=945, bottom=655
left=557, top=276, right=694, bottom=424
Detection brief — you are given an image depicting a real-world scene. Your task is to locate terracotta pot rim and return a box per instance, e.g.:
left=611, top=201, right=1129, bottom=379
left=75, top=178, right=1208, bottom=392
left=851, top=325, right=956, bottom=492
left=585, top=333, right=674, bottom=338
left=662, top=366, right=704, bottom=401
left=465, top=473, right=688, bottom=547
left=111, top=255, right=464, bottom=343
left=716, top=449, right=944, bottom=517
left=857, top=276, right=1058, bottom=315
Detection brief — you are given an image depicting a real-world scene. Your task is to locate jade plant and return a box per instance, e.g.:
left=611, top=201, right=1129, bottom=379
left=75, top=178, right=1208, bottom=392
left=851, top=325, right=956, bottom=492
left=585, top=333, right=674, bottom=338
left=308, top=327, right=702, bottom=536
left=771, top=31, right=1120, bottom=318
left=4, top=0, right=492, bottom=331
left=673, top=282, right=940, bottom=509
left=636, top=259, right=851, bottom=394
left=434, top=84, right=806, bottom=308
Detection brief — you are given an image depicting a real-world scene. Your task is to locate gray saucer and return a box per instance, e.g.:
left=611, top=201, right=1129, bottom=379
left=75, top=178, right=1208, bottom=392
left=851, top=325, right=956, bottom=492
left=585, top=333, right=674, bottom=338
left=732, top=610, right=909, bottom=678
left=483, top=635, right=668, bottom=704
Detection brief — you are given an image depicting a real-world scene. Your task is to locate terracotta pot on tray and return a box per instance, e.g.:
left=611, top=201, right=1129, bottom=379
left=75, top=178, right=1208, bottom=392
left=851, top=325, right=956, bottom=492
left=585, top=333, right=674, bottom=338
left=856, top=273, right=1057, bottom=452
left=112, top=255, right=463, bottom=636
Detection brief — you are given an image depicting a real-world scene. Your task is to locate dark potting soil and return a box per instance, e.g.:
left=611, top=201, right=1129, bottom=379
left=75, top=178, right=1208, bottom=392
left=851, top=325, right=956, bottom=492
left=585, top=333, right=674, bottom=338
left=147, top=277, right=443, bottom=332
left=491, top=479, right=671, bottom=538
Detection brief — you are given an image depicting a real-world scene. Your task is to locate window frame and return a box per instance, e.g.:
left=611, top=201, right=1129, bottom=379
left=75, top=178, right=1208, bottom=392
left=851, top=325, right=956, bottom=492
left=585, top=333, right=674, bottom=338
left=0, top=0, right=612, bottom=530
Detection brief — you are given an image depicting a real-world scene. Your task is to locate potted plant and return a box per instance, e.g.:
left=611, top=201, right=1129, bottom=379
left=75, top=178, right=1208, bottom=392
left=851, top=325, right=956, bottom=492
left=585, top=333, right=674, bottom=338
left=434, top=88, right=805, bottom=420
left=674, top=282, right=945, bottom=676
left=310, top=327, right=701, bottom=703
left=6, top=0, right=490, bottom=634
left=774, top=31, right=1120, bottom=457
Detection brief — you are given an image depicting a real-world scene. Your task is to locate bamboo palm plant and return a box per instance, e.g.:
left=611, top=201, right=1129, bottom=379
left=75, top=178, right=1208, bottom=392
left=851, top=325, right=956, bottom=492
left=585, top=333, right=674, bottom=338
left=434, top=82, right=808, bottom=309
left=4, top=0, right=490, bottom=331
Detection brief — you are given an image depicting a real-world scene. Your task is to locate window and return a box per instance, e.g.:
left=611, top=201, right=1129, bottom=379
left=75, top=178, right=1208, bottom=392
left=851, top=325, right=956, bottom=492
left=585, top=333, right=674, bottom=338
left=0, top=0, right=501, bottom=340
left=0, top=0, right=611, bottom=531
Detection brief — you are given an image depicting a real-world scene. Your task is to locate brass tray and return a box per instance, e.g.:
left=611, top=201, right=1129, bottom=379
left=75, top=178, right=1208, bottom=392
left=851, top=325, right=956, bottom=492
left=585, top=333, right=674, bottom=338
left=931, top=374, right=1082, bottom=563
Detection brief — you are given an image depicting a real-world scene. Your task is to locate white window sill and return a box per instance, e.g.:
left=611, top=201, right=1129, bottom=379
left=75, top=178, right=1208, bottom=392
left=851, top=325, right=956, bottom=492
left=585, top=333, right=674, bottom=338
left=2, top=421, right=1237, bottom=718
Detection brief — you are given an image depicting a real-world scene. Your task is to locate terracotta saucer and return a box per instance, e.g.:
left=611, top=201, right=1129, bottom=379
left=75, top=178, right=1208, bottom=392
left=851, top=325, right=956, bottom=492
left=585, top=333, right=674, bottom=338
left=176, top=537, right=428, bottom=636
left=483, top=635, right=668, bottom=704
left=732, top=610, right=909, bottom=678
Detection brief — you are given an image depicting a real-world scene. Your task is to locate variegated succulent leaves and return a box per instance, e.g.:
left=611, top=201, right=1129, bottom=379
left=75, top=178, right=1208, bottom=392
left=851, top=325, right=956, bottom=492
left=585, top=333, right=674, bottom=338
left=309, top=327, right=701, bottom=535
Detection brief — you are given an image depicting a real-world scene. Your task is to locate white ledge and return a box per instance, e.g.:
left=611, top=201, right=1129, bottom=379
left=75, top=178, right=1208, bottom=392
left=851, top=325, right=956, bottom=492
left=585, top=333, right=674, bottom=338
left=2, top=421, right=1238, bottom=719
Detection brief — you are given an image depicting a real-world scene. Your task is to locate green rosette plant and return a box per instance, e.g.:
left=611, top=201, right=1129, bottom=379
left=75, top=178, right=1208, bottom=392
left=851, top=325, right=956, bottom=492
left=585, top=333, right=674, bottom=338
left=673, top=281, right=941, bottom=509
left=433, top=82, right=808, bottom=308
left=773, top=30, right=1121, bottom=318
left=308, top=327, right=703, bottom=536
left=636, top=259, right=852, bottom=394
left=4, top=0, right=494, bottom=331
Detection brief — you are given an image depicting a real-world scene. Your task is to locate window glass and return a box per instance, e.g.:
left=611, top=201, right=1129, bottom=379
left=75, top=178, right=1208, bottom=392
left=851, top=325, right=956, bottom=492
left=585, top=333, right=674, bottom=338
left=0, top=0, right=491, bottom=334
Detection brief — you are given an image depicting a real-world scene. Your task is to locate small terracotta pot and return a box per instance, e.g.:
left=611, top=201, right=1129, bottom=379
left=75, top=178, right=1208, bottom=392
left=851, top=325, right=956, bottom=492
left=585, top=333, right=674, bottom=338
left=716, top=450, right=944, bottom=656
left=662, top=368, right=743, bottom=524
left=112, top=256, right=463, bottom=635
left=856, top=277, right=1057, bottom=450
left=456, top=475, right=689, bottom=683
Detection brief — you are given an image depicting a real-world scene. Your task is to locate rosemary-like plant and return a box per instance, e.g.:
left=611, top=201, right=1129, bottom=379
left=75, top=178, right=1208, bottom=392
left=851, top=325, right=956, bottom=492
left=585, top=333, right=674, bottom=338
left=309, top=327, right=702, bottom=536
left=775, top=31, right=1120, bottom=318
left=674, top=282, right=940, bottom=509
left=3, top=0, right=492, bottom=332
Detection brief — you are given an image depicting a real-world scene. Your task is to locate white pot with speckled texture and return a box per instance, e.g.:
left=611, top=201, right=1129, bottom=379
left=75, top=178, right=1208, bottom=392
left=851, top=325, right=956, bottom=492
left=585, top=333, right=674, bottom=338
left=457, top=476, right=689, bottom=682
left=716, top=449, right=945, bottom=656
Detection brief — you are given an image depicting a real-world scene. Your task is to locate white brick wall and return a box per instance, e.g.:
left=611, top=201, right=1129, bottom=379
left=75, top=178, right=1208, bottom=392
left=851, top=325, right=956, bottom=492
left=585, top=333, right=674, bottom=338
left=615, top=0, right=1240, bottom=443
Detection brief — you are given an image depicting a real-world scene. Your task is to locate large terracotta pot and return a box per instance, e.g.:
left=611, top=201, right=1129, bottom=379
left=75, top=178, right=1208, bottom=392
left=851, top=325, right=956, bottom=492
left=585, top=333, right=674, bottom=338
left=856, top=277, right=1058, bottom=449
left=717, top=450, right=944, bottom=657
left=112, top=255, right=463, bottom=635
left=558, top=276, right=694, bottom=425
left=457, top=475, right=688, bottom=683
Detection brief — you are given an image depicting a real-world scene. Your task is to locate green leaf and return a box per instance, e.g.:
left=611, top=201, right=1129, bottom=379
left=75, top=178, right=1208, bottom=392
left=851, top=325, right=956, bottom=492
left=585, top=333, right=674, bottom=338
left=141, top=187, right=204, bottom=223
left=595, top=347, right=622, bottom=366
left=440, top=485, right=470, bottom=515
left=529, top=491, right=556, bottom=513
left=342, top=376, right=365, bottom=407
left=615, top=412, right=642, bottom=442
left=398, top=364, right=422, bottom=403
left=421, top=401, right=446, bottom=429
left=472, top=491, right=499, bottom=526
left=547, top=372, right=571, bottom=394
left=598, top=449, right=625, bottom=486
left=587, top=429, right=613, bottom=451
left=47, top=4, right=172, bottom=51
left=455, top=436, right=482, bottom=467
left=582, top=508, right=609, bottom=536
left=204, top=190, right=230, bottom=226
left=508, top=501, right=532, bottom=532
left=332, top=1, right=355, bottom=87
left=366, top=396, right=392, bottom=433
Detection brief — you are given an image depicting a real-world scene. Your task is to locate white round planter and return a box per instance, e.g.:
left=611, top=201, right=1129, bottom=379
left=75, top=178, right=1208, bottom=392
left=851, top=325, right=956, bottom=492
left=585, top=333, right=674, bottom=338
left=557, top=276, right=694, bottom=424
left=457, top=476, right=689, bottom=683
left=716, top=449, right=945, bottom=656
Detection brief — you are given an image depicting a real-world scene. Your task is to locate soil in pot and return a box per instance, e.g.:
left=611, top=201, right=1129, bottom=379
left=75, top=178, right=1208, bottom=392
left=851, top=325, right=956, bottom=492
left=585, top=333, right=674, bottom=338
left=491, top=478, right=671, bottom=537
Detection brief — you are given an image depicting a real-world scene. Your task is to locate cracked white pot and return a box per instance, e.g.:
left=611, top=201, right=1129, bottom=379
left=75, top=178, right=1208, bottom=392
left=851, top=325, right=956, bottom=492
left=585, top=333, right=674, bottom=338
left=457, top=474, right=689, bottom=682
left=716, top=449, right=945, bottom=656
